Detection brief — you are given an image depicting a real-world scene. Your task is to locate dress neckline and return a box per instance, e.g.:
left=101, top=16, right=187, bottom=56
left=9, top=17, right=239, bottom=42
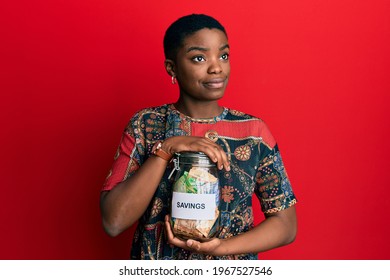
left=169, top=103, right=228, bottom=124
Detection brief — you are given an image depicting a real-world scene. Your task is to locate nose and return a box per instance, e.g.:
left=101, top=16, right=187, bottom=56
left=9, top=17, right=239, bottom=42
left=207, top=59, right=223, bottom=74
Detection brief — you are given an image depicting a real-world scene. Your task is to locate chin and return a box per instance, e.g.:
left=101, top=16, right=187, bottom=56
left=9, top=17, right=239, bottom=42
left=207, top=89, right=226, bottom=100
left=200, top=88, right=223, bottom=97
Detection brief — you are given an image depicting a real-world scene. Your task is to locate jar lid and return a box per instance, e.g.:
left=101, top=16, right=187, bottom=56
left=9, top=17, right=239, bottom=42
left=174, top=152, right=215, bottom=166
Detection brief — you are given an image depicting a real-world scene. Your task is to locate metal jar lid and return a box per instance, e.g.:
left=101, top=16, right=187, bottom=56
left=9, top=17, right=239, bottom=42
left=174, top=152, right=215, bottom=167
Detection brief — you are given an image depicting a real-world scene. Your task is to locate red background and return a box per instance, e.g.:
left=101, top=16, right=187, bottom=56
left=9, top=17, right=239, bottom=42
left=1, top=0, right=389, bottom=259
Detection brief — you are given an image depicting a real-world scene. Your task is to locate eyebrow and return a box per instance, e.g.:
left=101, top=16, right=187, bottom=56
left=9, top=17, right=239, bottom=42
left=186, top=44, right=230, bottom=53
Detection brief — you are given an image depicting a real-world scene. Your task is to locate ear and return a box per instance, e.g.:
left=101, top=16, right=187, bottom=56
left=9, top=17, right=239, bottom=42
left=164, top=59, right=176, bottom=77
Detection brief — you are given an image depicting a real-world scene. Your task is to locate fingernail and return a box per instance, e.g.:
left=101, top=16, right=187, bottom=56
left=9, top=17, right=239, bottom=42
left=187, top=240, right=193, bottom=247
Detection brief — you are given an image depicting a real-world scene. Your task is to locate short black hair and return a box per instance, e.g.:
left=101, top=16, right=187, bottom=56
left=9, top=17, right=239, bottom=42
left=163, top=14, right=227, bottom=61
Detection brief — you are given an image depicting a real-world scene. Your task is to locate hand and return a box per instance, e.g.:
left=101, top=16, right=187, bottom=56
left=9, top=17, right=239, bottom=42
left=164, top=215, right=225, bottom=255
left=163, top=136, right=230, bottom=171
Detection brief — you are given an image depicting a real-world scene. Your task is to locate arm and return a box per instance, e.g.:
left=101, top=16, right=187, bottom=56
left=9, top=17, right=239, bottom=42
left=100, top=154, right=168, bottom=237
left=100, top=136, right=230, bottom=237
left=165, top=205, right=297, bottom=256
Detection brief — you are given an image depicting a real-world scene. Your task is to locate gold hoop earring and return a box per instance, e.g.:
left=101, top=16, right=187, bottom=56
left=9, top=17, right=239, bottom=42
left=171, top=76, right=177, bottom=85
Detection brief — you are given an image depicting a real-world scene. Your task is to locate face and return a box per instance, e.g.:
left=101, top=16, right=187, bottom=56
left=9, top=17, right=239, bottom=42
left=167, top=28, right=230, bottom=102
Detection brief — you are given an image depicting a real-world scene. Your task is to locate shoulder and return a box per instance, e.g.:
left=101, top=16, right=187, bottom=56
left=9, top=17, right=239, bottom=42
left=225, top=107, right=267, bottom=128
left=125, top=104, right=169, bottom=134
left=226, top=108, right=260, bottom=120
left=224, top=108, right=276, bottom=148
left=131, top=104, right=170, bottom=122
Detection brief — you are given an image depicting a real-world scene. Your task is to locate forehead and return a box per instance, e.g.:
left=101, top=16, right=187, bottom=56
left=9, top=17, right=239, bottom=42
left=181, top=28, right=228, bottom=49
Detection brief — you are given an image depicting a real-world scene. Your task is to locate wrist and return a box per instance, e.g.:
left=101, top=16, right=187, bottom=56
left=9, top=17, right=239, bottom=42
left=161, top=136, right=179, bottom=155
left=213, top=238, right=230, bottom=256
left=161, top=139, right=172, bottom=155
left=152, top=141, right=173, bottom=161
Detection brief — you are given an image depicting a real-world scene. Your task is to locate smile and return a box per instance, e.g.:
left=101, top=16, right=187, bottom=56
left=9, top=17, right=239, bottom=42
left=203, top=78, right=226, bottom=89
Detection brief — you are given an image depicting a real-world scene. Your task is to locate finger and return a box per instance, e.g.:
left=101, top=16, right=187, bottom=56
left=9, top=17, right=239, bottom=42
left=210, top=143, right=230, bottom=171
left=185, top=137, right=228, bottom=170
left=194, top=143, right=219, bottom=164
left=164, top=215, right=174, bottom=242
left=186, top=239, right=201, bottom=251
left=206, top=142, right=229, bottom=171
left=165, top=215, right=188, bottom=249
left=200, top=142, right=224, bottom=168
left=186, top=238, right=221, bottom=254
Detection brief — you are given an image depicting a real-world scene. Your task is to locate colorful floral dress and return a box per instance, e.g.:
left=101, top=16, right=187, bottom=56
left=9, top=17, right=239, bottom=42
left=102, top=104, right=297, bottom=259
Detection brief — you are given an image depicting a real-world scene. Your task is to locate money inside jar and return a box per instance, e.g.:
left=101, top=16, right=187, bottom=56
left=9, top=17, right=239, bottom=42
left=170, top=152, right=220, bottom=240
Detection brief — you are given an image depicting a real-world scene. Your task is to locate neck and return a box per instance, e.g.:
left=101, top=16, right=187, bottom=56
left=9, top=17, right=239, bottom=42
left=174, top=98, right=223, bottom=119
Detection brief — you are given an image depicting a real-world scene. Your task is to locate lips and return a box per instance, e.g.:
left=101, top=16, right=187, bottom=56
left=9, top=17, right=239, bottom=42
left=203, top=78, right=227, bottom=89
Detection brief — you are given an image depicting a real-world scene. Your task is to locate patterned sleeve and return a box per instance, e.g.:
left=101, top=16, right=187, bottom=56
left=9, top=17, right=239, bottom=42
left=254, top=144, right=297, bottom=214
left=102, top=113, right=145, bottom=192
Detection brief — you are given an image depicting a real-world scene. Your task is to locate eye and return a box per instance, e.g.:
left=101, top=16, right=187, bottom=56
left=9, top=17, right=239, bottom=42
left=220, top=53, right=229, bottom=60
left=192, top=56, right=205, bottom=62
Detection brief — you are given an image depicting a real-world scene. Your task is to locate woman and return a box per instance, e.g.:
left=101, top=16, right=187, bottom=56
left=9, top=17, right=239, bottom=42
left=100, top=14, right=297, bottom=260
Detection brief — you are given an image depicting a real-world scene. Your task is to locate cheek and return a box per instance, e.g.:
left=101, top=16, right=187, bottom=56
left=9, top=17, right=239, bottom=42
left=223, top=63, right=231, bottom=76
left=181, top=68, right=203, bottom=83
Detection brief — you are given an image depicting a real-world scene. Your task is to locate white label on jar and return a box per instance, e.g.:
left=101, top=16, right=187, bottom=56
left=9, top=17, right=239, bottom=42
left=171, top=192, right=216, bottom=220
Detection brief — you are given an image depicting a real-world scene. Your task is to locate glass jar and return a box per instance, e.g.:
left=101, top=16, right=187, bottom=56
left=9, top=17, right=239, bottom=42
left=169, top=152, right=220, bottom=241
